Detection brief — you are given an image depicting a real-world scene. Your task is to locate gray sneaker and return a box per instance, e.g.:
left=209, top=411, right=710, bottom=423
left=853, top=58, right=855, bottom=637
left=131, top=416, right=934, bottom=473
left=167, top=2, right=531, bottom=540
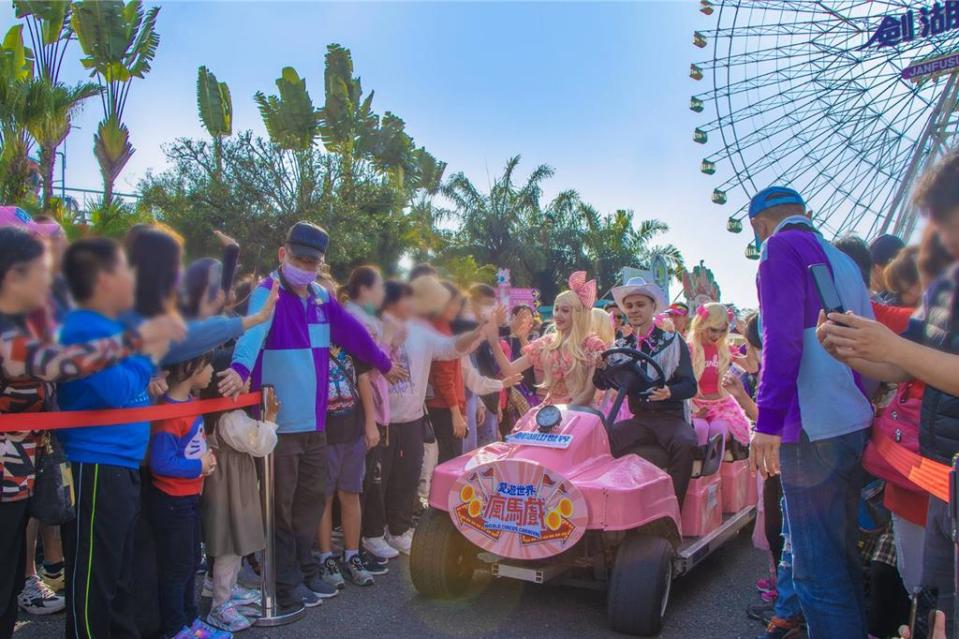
left=305, top=572, right=339, bottom=599
left=342, top=554, right=375, bottom=587
left=321, top=556, right=345, bottom=590
left=279, top=583, right=321, bottom=609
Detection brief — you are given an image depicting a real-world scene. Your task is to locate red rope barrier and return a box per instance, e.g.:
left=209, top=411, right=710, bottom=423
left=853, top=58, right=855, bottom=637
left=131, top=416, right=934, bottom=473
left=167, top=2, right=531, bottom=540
left=0, top=392, right=262, bottom=432
left=874, top=428, right=951, bottom=503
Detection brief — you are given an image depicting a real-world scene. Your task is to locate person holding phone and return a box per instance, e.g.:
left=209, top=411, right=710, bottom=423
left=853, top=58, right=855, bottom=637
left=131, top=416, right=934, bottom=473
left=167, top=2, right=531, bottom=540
left=818, top=150, right=959, bottom=637
left=748, top=186, right=875, bottom=639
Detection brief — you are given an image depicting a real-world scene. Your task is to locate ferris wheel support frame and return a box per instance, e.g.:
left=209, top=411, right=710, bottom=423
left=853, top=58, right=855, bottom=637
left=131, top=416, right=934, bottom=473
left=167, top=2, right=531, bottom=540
left=878, top=72, right=959, bottom=239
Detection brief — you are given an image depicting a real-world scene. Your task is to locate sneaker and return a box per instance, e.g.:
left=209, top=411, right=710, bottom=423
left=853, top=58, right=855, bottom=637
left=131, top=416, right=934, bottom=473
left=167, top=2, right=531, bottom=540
left=760, top=589, right=778, bottom=603
left=385, top=530, right=413, bottom=555
left=187, top=618, right=232, bottom=639
left=39, top=563, right=64, bottom=592
left=229, top=584, right=260, bottom=606
left=278, top=583, right=321, bottom=609
left=320, top=556, right=345, bottom=590
left=17, top=574, right=65, bottom=615
left=363, top=535, right=399, bottom=560
left=235, top=603, right=261, bottom=618
left=758, top=617, right=802, bottom=639
left=755, top=577, right=776, bottom=594
left=305, top=573, right=339, bottom=599
left=342, top=554, right=375, bottom=586
left=746, top=601, right=775, bottom=624
left=359, top=549, right=389, bottom=576
left=207, top=602, right=251, bottom=632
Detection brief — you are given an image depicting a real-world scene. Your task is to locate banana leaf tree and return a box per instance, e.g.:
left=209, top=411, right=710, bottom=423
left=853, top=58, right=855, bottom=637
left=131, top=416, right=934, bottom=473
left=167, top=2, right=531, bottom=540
left=25, top=79, right=101, bottom=210
left=71, top=0, right=160, bottom=207
left=254, top=66, right=318, bottom=215
left=13, top=0, right=72, bottom=82
left=318, top=44, right=376, bottom=196
left=196, top=65, right=232, bottom=180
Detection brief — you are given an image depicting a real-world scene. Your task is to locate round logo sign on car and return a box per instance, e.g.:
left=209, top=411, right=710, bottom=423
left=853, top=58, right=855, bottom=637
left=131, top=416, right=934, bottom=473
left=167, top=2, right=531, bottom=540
left=448, top=459, right=588, bottom=560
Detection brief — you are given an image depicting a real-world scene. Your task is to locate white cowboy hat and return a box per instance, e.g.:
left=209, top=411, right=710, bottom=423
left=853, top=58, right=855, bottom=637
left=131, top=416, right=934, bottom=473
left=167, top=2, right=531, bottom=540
left=611, top=277, right=667, bottom=312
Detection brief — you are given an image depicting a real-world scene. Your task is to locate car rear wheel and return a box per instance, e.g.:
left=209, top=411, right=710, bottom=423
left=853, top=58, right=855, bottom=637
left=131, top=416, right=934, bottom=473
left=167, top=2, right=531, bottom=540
left=409, top=507, right=476, bottom=598
left=607, top=534, right=673, bottom=636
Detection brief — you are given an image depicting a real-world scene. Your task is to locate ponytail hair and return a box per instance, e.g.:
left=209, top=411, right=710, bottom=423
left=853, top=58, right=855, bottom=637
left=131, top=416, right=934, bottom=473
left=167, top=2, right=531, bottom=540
left=340, top=265, right=382, bottom=303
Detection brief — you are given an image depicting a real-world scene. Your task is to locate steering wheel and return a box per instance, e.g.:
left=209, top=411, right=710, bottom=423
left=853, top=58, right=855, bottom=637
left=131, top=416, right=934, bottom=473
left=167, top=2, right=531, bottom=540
left=600, top=347, right=667, bottom=396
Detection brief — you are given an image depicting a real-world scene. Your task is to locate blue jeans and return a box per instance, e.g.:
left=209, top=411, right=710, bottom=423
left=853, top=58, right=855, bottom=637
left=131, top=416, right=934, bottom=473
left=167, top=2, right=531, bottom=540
left=780, top=429, right=868, bottom=639
left=774, top=498, right=802, bottom=620
left=465, top=392, right=500, bottom=452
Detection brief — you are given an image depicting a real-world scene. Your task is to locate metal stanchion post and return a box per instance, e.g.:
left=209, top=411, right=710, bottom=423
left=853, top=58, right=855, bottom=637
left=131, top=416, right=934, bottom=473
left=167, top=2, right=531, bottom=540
left=951, top=454, right=959, bottom=639
left=254, top=386, right=306, bottom=626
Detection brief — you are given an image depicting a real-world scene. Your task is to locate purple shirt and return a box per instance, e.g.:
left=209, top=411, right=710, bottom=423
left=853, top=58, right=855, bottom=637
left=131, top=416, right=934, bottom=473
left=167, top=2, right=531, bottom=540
left=755, top=219, right=874, bottom=443
left=231, top=272, right=391, bottom=434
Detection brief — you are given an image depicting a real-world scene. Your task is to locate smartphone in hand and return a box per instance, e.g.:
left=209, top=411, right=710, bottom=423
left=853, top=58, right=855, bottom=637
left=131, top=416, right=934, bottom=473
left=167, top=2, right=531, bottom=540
left=809, top=263, right=846, bottom=319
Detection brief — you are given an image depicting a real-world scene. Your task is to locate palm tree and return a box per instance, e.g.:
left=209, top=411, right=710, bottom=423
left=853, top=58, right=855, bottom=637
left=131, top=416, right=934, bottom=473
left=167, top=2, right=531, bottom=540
left=24, top=79, right=101, bottom=210
left=254, top=66, right=318, bottom=215
left=196, top=65, right=231, bottom=180
left=581, top=206, right=685, bottom=292
left=71, top=0, right=160, bottom=207
left=443, top=155, right=554, bottom=285
left=0, top=25, right=38, bottom=205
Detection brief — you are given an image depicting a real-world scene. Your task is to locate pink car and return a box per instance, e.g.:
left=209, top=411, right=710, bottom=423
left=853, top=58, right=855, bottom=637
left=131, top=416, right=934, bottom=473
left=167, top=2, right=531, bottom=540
left=410, top=348, right=756, bottom=636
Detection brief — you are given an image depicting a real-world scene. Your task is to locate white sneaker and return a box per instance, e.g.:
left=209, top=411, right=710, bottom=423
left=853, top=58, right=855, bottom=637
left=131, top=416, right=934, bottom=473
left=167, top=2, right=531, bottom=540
left=363, top=535, right=399, bottom=559
left=385, top=530, right=413, bottom=555
left=18, top=574, right=65, bottom=615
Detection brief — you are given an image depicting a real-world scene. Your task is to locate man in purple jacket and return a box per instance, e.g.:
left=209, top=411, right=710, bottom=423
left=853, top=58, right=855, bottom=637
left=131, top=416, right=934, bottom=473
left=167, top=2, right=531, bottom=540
left=220, top=222, right=399, bottom=609
left=748, top=187, right=874, bottom=639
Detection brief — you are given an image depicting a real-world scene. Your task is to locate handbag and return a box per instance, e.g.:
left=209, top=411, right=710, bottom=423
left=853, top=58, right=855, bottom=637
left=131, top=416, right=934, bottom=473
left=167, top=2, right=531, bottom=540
left=862, top=381, right=924, bottom=493
left=422, top=405, right=436, bottom=444
left=30, top=432, right=75, bottom=525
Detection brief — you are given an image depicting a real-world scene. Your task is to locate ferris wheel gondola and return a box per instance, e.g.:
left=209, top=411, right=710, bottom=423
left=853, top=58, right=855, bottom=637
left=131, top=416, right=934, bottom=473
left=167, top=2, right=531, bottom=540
left=691, top=0, right=959, bottom=257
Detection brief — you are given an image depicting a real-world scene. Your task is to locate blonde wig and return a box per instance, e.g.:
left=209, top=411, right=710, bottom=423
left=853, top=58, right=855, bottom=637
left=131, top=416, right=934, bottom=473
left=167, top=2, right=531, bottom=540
left=590, top=308, right=616, bottom=346
left=688, top=302, right=733, bottom=384
left=540, top=289, right=595, bottom=398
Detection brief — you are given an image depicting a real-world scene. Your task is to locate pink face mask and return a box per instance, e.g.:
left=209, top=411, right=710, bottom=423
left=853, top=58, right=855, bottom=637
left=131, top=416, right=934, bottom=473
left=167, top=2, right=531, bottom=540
left=282, top=260, right=317, bottom=288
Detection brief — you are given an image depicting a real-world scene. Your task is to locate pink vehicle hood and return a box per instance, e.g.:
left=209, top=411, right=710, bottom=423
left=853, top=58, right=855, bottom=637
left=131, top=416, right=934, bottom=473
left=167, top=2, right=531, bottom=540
left=429, top=406, right=681, bottom=533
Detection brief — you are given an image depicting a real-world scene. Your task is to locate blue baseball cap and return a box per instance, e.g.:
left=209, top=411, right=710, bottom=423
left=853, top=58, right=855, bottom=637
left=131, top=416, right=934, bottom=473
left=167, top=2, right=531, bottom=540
left=748, top=186, right=805, bottom=249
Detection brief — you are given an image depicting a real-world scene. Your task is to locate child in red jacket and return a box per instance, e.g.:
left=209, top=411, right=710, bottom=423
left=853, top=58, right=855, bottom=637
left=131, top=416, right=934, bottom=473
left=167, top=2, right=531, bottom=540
left=148, top=353, right=217, bottom=638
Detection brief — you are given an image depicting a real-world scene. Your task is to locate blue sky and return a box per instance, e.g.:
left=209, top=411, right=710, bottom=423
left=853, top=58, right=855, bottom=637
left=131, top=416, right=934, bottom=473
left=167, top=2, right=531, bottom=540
left=0, top=1, right=763, bottom=305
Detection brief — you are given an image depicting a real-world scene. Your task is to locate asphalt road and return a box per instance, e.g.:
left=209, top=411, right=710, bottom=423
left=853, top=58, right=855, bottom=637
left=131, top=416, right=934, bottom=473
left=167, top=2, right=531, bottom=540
left=15, top=530, right=774, bottom=639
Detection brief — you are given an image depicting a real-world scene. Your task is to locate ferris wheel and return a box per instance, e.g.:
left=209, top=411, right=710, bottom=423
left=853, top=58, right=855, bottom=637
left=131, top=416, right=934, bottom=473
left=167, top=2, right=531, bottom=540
left=691, top=0, right=959, bottom=258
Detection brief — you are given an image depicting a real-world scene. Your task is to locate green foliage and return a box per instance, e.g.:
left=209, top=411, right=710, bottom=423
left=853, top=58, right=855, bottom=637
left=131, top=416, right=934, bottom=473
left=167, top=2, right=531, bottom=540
left=14, top=1, right=72, bottom=82
left=88, top=197, right=148, bottom=238
left=0, top=24, right=38, bottom=206
left=196, top=65, right=231, bottom=139
left=72, top=1, right=159, bottom=83
left=72, top=0, right=160, bottom=208
left=435, top=254, right=497, bottom=290
left=318, top=43, right=376, bottom=180
left=24, top=78, right=100, bottom=209
left=254, top=67, right=317, bottom=152
left=441, top=155, right=684, bottom=300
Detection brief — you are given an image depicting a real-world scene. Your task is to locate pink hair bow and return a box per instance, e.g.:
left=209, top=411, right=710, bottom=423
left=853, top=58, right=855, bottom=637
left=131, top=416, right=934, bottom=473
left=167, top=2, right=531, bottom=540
left=568, top=271, right=597, bottom=310
left=696, top=304, right=736, bottom=324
